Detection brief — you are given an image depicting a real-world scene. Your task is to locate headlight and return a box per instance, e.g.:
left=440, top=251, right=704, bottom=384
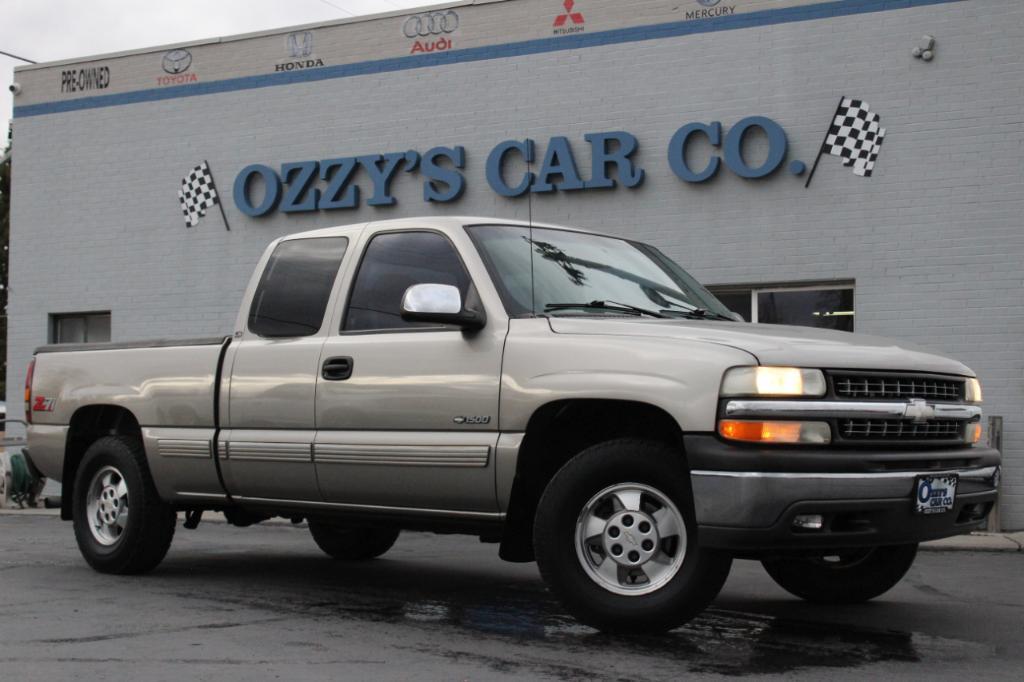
left=965, top=377, right=983, bottom=403
left=720, top=366, right=827, bottom=397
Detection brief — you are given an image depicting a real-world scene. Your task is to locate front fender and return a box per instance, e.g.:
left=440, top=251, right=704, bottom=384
left=500, top=319, right=757, bottom=432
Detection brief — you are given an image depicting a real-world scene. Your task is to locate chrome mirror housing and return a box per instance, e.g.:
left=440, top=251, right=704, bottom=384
left=400, top=283, right=485, bottom=330
left=402, top=283, right=462, bottom=315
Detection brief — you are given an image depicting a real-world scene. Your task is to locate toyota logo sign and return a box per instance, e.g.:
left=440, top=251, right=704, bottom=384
left=403, top=10, right=459, bottom=38
left=162, top=49, right=193, bottom=75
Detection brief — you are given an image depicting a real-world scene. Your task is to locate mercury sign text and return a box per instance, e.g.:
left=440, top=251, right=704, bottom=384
left=233, top=116, right=791, bottom=216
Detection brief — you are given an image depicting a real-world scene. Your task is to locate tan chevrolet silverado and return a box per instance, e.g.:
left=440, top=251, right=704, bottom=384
left=24, top=217, right=999, bottom=633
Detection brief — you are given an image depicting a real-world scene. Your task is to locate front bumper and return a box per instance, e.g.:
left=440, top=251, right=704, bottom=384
left=685, top=435, right=1001, bottom=553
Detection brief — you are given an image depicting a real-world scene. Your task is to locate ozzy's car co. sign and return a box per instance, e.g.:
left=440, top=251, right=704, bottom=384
left=231, top=116, right=799, bottom=218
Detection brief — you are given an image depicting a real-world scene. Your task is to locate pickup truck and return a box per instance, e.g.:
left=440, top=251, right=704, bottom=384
left=24, top=217, right=1000, bottom=633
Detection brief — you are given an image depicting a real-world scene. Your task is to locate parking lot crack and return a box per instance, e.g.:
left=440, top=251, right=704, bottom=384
left=28, top=615, right=294, bottom=645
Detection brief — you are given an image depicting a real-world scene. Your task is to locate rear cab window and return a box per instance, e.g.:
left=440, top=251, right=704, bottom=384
left=248, top=237, right=349, bottom=337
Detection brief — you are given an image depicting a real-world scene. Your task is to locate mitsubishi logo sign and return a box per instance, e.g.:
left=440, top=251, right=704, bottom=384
left=553, top=0, right=585, bottom=34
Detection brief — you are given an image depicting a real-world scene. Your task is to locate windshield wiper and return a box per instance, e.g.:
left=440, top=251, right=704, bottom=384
left=659, top=307, right=734, bottom=321
left=544, top=300, right=667, bottom=318
left=654, top=298, right=734, bottom=321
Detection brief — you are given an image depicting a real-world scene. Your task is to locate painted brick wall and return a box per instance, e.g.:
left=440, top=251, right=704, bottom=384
left=8, top=0, right=1024, bottom=527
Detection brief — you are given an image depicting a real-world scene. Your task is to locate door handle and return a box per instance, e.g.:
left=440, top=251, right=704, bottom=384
left=322, top=356, right=354, bottom=381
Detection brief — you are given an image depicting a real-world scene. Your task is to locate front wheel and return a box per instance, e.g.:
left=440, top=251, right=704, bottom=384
left=761, top=543, right=919, bottom=604
left=533, top=439, right=732, bottom=634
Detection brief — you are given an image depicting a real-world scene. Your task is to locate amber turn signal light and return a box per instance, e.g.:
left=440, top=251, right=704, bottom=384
left=965, top=422, right=983, bottom=445
left=719, top=419, right=831, bottom=445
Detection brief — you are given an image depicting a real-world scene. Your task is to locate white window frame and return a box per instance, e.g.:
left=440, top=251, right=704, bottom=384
left=709, top=282, right=855, bottom=327
left=49, top=311, right=112, bottom=344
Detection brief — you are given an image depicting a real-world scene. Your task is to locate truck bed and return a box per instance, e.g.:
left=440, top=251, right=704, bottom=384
left=26, top=336, right=231, bottom=483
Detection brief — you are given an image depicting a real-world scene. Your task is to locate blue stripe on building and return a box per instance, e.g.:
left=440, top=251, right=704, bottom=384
left=13, top=0, right=966, bottom=119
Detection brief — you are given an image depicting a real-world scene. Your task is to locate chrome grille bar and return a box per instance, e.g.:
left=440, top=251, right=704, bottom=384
left=724, top=400, right=981, bottom=421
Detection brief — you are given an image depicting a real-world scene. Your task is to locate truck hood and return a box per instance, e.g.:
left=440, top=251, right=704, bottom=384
left=547, top=317, right=973, bottom=376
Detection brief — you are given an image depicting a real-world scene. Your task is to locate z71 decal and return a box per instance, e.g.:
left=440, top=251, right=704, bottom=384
left=32, top=396, right=56, bottom=412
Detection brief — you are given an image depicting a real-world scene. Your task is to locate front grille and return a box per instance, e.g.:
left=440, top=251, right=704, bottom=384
left=839, top=419, right=963, bottom=440
left=832, top=374, right=964, bottom=401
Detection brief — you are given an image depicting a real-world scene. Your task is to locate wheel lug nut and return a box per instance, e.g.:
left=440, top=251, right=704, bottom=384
left=608, top=526, right=620, bottom=538
left=638, top=521, right=651, bottom=533
left=628, top=550, right=641, bottom=563
left=642, top=539, right=654, bottom=551
left=611, top=544, right=623, bottom=556
left=622, top=515, right=634, bottom=527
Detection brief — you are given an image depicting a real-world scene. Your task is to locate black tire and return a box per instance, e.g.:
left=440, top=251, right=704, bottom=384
left=533, top=438, right=732, bottom=634
left=308, top=521, right=400, bottom=560
left=72, top=435, right=176, bottom=574
left=761, top=543, right=918, bottom=604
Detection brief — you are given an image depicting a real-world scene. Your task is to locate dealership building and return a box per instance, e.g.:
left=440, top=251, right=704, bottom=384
left=6, top=0, right=1024, bottom=528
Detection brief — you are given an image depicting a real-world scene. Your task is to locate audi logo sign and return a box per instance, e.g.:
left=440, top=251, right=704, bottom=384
left=403, top=10, right=459, bottom=38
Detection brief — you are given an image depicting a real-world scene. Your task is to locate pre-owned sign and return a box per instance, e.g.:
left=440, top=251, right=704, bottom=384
left=232, top=116, right=799, bottom=217
left=61, top=66, right=111, bottom=93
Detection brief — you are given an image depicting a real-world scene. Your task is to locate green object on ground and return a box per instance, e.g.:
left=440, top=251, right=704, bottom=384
left=9, top=452, right=35, bottom=495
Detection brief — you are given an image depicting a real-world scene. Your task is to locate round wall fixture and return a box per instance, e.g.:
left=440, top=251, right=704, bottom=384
left=913, top=35, right=936, bottom=61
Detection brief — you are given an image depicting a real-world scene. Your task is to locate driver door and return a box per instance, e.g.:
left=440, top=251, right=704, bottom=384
left=313, top=227, right=505, bottom=512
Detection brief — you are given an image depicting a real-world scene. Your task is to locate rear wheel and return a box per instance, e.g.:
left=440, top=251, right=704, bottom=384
left=533, top=439, right=732, bottom=633
left=308, top=521, right=400, bottom=560
left=72, top=436, right=176, bottom=574
left=761, top=543, right=919, bottom=604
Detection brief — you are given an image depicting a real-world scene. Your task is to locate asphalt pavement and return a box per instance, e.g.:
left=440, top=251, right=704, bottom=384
left=0, top=514, right=1021, bottom=681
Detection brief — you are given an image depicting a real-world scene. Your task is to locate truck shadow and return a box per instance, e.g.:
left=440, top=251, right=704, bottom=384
left=147, top=546, right=945, bottom=677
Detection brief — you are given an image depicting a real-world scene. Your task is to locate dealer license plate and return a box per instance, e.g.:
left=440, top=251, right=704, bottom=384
left=914, top=474, right=958, bottom=515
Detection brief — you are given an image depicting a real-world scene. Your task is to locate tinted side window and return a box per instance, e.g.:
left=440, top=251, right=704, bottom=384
left=248, top=237, right=348, bottom=337
left=344, top=231, right=471, bottom=332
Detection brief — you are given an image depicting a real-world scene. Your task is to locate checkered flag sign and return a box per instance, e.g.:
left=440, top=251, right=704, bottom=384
left=178, top=161, right=221, bottom=228
left=823, top=98, right=886, bottom=177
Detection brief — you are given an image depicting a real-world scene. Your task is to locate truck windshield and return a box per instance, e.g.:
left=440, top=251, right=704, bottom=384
left=466, top=224, right=734, bottom=319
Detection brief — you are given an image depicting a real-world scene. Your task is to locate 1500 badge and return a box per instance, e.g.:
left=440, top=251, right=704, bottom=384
left=453, top=415, right=491, bottom=425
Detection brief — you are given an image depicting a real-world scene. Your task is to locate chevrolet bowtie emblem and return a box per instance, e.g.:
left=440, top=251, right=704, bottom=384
left=904, top=398, right=935, bottom=423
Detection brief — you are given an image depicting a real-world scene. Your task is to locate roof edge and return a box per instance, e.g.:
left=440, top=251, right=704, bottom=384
left=14, top=0, right=507, bottom=73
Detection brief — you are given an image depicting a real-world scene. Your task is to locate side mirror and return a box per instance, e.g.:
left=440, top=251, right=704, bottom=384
left=400, top=283, right=486, bottom=330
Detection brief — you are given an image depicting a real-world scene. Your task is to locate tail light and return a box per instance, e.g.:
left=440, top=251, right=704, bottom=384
left=24, top=358, right=35, bottom=424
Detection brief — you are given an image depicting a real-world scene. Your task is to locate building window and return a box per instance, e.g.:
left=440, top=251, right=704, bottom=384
left=50, top=312, right=111, bottom=344
left=708, top=283, right=855, bottom=332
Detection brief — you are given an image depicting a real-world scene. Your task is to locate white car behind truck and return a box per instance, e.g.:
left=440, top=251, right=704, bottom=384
left=24, top=217, right=999, bottom=632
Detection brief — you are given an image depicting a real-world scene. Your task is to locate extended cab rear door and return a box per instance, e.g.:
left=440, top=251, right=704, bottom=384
left=220, top=235, right=352, bottom=502
left=313, top=223, right=507, bottom=513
